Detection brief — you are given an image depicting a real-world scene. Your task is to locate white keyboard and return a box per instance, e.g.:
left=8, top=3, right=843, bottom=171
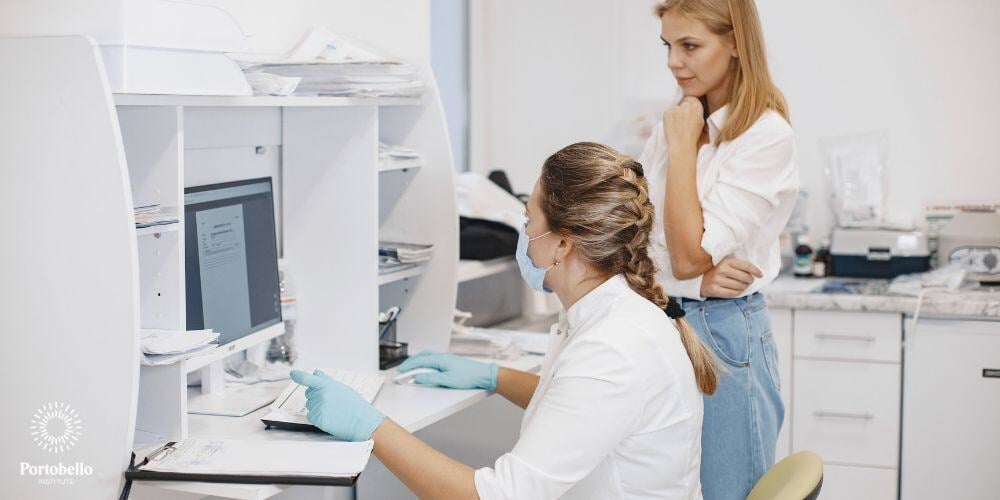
left=272, top=369, right=386, bottom=416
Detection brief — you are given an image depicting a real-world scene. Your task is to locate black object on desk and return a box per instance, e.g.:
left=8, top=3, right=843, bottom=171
left=379, top=309, right=408, bottom=370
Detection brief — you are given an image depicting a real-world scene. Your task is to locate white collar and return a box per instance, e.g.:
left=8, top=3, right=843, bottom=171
left=565, top=274, right=629, bottom=334
left=706, top=105, right=729, bottom=144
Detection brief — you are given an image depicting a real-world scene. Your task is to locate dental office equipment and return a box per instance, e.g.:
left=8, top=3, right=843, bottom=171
left=936, top=210, right=1000, bottom=284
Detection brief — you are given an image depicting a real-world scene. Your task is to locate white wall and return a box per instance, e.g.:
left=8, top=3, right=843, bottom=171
left=472, top=0, right=1000, bottom=239
left=760, top=0, right=1000, bottom=238
left=203, top=0, right=431, bottom=64
left=471, top=0, right=675, bottom=194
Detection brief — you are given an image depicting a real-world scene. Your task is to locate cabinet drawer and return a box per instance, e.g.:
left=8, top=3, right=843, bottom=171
left=820, top=464, right=898, bottom=500
left=792, top=359, right=900, bottom=467
left=794, top=310, right=901, bottom=362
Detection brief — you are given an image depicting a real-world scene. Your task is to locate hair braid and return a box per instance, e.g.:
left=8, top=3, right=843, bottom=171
left=539, top=142, right=719, bottom=395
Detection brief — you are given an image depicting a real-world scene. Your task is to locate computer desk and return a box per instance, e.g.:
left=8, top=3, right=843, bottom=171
left=131, top=354, right=544, bottom=500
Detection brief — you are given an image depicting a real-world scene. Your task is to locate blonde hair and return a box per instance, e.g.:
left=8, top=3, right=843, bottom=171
left=539, top=142, right=719, bottom=395
left=656, top=0, right=789, bottom=144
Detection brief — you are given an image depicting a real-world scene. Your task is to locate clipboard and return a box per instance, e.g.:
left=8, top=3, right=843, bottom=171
left=124, top=441, right=361, bottom=487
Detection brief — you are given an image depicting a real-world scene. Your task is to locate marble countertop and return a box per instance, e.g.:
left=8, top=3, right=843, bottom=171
left=762, top=276, right=1000, bottom=319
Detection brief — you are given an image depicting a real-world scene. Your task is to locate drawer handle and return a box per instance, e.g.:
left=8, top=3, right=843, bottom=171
left=813, top=410, right=874, bottom=420
left=814, top=333, right=876, bottom=343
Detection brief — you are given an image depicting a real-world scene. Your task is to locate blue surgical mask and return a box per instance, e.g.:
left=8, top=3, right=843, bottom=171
left=516, top=226, right=554, bottom=293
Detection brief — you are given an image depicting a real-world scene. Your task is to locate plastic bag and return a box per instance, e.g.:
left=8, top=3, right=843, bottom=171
left=821, top=131, right=889, bottom=227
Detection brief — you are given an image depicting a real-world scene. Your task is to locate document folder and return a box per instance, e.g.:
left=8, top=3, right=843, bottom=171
left=125, top=439, right=373, bottom=486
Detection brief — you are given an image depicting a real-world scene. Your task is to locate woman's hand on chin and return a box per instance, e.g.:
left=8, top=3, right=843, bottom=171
left=662, top=96, right=705, bottom=152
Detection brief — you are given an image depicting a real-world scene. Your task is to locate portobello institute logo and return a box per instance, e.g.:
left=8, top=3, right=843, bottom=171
left=29, top=402, right=83, bottom=454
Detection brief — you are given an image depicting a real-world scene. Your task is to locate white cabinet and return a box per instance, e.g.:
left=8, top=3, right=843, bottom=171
left=794, top=310, right=901, bottom=363
left=770, top=308, right=793, bottom=460
left=901, top=318, right=1000, bottom=500
left=790, top=310, right=902, bottom=500
left=793, top=359, right=900, bottom=467
left=821, top=464, right=898, bottom=500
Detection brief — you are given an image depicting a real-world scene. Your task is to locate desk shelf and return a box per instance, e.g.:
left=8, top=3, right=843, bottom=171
left=378, top=159, right=423, bottom=172
left=378, top=264, right=425, bottom=286
left=135, top=223, right=180, bottom=237
left=114, top=93, right=422, bottom=108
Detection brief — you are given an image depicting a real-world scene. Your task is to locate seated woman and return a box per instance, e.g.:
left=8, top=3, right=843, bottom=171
left=291, top=142, right=719, bottom=500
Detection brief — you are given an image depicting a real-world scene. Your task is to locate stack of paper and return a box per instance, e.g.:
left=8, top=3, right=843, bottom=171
left=134, top=205, right=179, bottom=229
left=237, top=29, right=424, bottom=98
left=140, top=329, right=219, bottom=366
left=379, top=142, right=422, bottom=169
left=379, top=241, right=434, bottom=264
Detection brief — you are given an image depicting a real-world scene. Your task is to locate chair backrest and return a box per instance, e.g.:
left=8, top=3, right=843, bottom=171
left=747, top=451, right=824, bottom=500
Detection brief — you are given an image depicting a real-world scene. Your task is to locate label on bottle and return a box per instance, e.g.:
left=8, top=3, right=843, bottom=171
left=794, top=255, right=812, bottom=275
left=812, top=261, right=826, bottom=277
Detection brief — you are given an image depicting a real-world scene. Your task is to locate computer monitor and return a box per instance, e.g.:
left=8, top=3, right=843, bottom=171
left=184, top=177, right=282, bottom=345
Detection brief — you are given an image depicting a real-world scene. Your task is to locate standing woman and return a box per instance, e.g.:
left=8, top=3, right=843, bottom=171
left=640, top=1, right=799, bottom=498
left=292, top=143, right=718, bottom=499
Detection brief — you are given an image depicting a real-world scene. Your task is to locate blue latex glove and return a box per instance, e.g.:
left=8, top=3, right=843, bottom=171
left=397, top=351, right=499, bottom=390
left=289, top=369, right=386, bottom=442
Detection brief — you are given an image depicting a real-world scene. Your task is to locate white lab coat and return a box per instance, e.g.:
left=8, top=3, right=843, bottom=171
left=474, top=275, right=704, bottom=499
left=638, top=104, right=798, bottom=300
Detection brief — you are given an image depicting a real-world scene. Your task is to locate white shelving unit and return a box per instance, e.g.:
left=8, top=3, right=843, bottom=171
left=378, top=159, right=423, bottom=172
left=2, top=35, right=458, bottom=500
left=135, top=223, right=180, bottom=237
left=377, top=265, right=426, bottom=286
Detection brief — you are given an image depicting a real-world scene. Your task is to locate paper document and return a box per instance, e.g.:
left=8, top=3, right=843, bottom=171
left=134, top=204, right=180, bottom=229
left=141, top=329, right=219, bottom=355
left=379, top=241, right=434, bottom=263
left=140, top=439, right=373, bottom=478
left=140, top=344, right=217, bottom=366
left=235, top=28, right=424, bottom=98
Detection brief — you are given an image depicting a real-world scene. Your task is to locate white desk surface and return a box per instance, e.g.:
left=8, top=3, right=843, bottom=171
left=133, top=354, right=543, bottom=500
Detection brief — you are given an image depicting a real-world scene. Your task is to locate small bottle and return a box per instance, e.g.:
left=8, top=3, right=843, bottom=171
left=813, top=238, right=830, bottom=277
left=794, top=235, right=814, bottom=277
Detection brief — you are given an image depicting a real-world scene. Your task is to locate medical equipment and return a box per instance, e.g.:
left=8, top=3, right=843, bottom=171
left=829, top=228, right=930, bottom=278
left=936, top=210, right=1000, bottom=284
left=516, top=227, right=554, bottom=293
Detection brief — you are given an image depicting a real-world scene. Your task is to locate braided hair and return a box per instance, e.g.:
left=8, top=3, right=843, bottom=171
left=539, top=142, right=718, bottom=394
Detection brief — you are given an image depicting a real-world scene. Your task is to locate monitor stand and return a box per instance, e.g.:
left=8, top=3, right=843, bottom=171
left=186, top=359, right=283, bottom=417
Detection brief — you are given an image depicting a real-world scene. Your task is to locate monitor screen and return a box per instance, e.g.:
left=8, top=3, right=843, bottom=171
left=184, top=177, right=282, bottom=345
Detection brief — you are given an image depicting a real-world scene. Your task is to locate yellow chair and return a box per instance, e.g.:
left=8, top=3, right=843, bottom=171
left=747, top=451, right=824, bottom=500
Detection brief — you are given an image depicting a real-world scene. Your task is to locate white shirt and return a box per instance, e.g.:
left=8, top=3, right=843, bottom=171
left=474, top=275, right=704, bottom=500
left=638, top=105, right=798, bottom=300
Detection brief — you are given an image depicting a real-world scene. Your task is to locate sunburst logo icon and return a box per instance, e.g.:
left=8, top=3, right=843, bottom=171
left=29, top=402, right=83, bottom=454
